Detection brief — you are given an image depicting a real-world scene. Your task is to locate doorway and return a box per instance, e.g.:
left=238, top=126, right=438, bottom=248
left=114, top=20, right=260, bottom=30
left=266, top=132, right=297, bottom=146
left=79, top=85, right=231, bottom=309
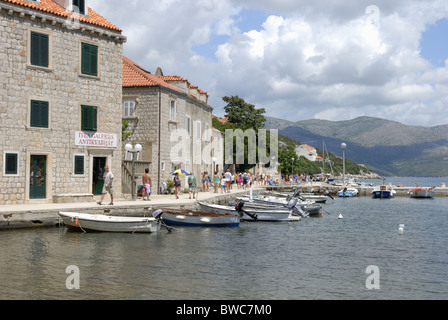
left=30, top=155, right=47, bottom=199
left=93, top=157, right=107, bottom=195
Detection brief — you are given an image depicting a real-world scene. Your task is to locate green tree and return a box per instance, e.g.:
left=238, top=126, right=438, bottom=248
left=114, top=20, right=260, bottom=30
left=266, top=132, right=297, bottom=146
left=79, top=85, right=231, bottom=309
left=223, top=95, right=266, bottom=129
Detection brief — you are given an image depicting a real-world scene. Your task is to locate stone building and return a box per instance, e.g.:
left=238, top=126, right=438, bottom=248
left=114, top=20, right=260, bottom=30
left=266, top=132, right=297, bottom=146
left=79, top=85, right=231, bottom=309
left=295, top=144, right=322, bottom=162
left=0, top=0, right=126, bottom=204
left=122, top=56, right=221, bottom=194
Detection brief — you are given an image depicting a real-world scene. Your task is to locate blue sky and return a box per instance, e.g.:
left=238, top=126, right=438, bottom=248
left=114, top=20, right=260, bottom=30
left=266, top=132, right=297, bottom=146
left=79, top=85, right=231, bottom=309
left=192, top=9, right=270, bottom=61
left=92, top=0, right=448, bottom=127
left=421, top=18, right=448, bottom=68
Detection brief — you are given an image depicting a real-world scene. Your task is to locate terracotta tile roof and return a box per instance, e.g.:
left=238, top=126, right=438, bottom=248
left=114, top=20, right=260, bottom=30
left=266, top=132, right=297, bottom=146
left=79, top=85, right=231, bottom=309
left=212, top=116, right=229, bottom=124
left=123, top=56, right=181, bottom=92
left=301, top=144, right=316, bottom=150
left=0, top=0, right=122, bottom=32
left=160, top=75, right=189, bottom=83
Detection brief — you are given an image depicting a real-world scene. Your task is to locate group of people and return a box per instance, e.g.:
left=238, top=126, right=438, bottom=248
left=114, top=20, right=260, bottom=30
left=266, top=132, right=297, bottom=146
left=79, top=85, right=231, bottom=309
left=183, top=169, right=233, bottom=199
left=95, top=165, right=277, bottom=204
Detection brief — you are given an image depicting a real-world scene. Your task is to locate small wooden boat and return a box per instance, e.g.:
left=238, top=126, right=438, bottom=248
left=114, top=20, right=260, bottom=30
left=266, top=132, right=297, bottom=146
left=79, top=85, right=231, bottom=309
left=409, top=186, right=435, bottom=198
left=372, top=184, right=396, bottom=199
left=58, top=212, right=161, bottom=233
left=338, top=187, right=359, bottom=197
left=230, top=200, right=322, bottom=217
left=198, top=202, right=301, bottom=222
left=159, top=209, right=240, bottom=227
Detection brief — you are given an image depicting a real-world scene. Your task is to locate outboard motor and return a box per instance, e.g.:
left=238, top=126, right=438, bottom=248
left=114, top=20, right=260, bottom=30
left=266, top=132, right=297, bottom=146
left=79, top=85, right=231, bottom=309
left=286, top=198, right=298, bottom=209
left=290, top=201, right=309, bottom=218
left=152, top=209, right=164, bottom=219
left=235, top=201, right=245, bottom=212
left=235, top=201, right=258, bottom=220
left=152, top=209, right=173, bottom=232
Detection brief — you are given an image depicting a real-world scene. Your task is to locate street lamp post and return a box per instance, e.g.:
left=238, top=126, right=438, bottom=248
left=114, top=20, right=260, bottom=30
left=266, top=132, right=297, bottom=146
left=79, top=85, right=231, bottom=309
left=125, top=143, right=142, bottom=201
left=291, top=158, right=295, bottom=177
left=341, top=143, right=347, bottom=187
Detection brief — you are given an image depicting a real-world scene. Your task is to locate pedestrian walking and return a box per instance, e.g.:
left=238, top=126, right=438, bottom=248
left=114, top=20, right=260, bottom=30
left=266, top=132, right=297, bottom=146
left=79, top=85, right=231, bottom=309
left=188, top=173, right=197, bottom=199
left=142, top=168, right=152, bottom=201
left=97, top=165, right=114, bottom=205
left=224, top=169, right=232, bottom=193
left=173, top=172, right=181, bottom=199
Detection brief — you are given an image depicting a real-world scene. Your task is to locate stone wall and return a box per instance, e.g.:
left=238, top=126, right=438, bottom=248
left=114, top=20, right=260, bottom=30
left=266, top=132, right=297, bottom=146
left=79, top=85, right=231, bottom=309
left=0, top=5, right=124, bottom=204
left=123, top=86, right=216, bottom=194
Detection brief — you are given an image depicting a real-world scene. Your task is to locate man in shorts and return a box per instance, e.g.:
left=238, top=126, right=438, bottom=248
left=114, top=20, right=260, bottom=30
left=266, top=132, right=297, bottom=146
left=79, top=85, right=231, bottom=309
left=98, top=165, right=114, bottom=205
left=188, top=173, right=197, bottom=199
left=142, top=168, right=152, bottom=201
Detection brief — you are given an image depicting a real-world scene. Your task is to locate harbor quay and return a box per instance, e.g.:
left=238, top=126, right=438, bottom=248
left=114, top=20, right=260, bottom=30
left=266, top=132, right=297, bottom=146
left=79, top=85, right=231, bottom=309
left=0, top=186, right=264, bottom=231
left=2, top=182, right=447, bottom=231
left=268, top=182, right=448, bottom=197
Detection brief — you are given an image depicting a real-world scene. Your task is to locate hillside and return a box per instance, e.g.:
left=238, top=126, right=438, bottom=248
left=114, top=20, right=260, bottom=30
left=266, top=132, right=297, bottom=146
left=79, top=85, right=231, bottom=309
left=265, top=116, right=448, bottom=177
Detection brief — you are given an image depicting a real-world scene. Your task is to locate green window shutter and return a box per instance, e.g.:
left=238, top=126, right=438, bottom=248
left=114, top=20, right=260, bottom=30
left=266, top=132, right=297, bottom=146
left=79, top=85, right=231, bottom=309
left=81, top=43, right=98, bottom=76
left=74, top=156, right=84, bottom=175
left=73, top=0, right=85, bottom=15
left=30, top=32, right=49, bottom=68
left=92, top=106, right=98, bottom=131
left=5, top=153, right=18, bottom=175
left=81, top=105, right=98, bottom=131
left=30, top=100, right=49, bottom=128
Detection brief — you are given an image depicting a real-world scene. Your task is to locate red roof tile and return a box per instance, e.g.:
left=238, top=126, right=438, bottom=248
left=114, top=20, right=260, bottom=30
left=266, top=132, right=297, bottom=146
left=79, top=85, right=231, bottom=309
left=123, top=56, right=181, bottom=92
left=0, top=0, right=122, bottom=32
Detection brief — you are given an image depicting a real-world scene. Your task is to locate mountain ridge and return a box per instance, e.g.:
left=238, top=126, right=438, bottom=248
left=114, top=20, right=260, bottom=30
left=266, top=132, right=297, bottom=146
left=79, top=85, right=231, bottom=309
left=265, top=116, right=448, bottom=176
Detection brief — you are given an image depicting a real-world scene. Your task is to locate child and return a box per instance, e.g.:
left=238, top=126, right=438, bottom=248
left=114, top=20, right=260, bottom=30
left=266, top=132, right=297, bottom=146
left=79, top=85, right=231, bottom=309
left=221, top=173, right=226, bottom=194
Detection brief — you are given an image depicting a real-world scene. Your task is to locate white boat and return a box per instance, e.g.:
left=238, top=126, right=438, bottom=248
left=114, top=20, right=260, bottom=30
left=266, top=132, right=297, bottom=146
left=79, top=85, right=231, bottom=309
left=409, top=186, right=435, bottom=199
left=236, top=196, right=314, bottom=207
left=371, top=184, right=396, bottom=199
left=159, top=209, right=240, bottom=227
left=232, top=199, right=322, bottom=217
left=198, top=202, right=301, bottom=222
left=338, top=187, right=359, bottom=197
left=58, top=211, right=161, bottom=233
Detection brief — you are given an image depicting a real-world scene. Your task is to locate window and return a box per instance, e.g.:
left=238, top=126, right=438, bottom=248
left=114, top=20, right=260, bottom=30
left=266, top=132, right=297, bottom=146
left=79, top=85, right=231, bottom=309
left=169, top=100, right=176, bottom=121
left=123, top=100, right=136, bottom=118
left=81, top=105, right=98, bottom=131
left=30, top=100, right=49, bottom=128
left=81, top=43, right=98, bottom=76
left=186, top=115, right=191, bottom=137
left=205, top=123, right=210, bottom=142
left=30, top=32, right=49, bottom=68
left=72, top=0, right=86, bottom=15
left=4, top=153, right=18, bottom=175
left=125, top=151, right=139, bottom=161
left=74, top=155, right=84, bottom=175
left=196, top=121, right=201, bottom=140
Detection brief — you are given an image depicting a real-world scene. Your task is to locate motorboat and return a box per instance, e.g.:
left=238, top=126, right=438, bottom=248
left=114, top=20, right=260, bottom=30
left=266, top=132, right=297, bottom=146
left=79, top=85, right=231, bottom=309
left=198, top=202, right=301, bottom=222
left=372, top=184, right=396, bottom=199
left=58, top=211, right=162, bottom=233
left=157, top=209, right=240, bottom=227
left=409, top=186, right=435, bottom=198
left=338, top=187, right=359, bottom=197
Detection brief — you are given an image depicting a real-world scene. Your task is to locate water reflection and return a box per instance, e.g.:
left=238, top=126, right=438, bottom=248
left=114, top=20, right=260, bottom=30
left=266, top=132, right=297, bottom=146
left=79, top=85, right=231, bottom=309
left=1, top=197, right=448, bottom=300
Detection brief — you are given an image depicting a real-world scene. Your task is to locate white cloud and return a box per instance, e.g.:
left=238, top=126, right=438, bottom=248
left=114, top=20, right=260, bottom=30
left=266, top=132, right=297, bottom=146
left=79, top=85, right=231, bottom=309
left=90, top=0, right=448, bottom=127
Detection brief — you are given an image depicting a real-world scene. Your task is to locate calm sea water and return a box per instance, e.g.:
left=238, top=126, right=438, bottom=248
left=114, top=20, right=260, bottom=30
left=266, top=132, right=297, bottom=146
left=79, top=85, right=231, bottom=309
left=1, top=183, right=447, bottom=300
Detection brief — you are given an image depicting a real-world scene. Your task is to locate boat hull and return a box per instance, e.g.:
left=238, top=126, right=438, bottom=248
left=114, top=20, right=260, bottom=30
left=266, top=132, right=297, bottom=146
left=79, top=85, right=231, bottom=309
left=161, top=210, right=240, bottom=227
left=338, top=188, right=359, bottom=197
left=198, top=202, right=300, bottom=222
left=372, top=190, right=392, bottom=199
left=59, top=212, right=160, bottom=233
left=410, top=189, right=435, bottom=198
